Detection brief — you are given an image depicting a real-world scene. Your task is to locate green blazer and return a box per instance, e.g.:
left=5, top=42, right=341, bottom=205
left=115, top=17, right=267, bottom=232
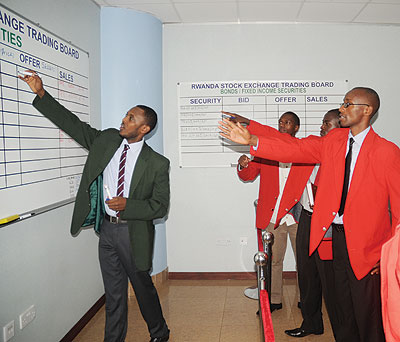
left=33, top=92, right=170, bottom=271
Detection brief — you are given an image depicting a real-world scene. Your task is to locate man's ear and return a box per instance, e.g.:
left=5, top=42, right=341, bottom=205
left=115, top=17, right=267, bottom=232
left=294, top=125, right=300, bottom=133
left=141, top=124, right=151, bottom=135
left=364, top=105, right=374, bottom=118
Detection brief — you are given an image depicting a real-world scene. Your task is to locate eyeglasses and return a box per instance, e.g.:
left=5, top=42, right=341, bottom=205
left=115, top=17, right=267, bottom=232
left=341, top=102, right=370, bottom=108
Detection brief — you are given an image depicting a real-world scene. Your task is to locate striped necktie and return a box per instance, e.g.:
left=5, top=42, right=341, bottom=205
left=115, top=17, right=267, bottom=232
left=116, top=144, right=129, bottom=216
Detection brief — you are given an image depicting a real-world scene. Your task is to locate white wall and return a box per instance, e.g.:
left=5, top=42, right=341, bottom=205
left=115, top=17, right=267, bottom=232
left=163, top=22, right=400, bottom=272
left=0, top=1, right=102, bottom=341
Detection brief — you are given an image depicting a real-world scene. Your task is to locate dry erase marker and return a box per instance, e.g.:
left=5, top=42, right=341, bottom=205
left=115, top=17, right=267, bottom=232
left=18, top=71, right=41, bottom=77
left=221, top=113, right=236, bottom=120
left=104, top=184, right=112, bottom=200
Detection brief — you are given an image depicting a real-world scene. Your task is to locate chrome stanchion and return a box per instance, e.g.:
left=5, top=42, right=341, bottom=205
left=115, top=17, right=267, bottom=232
left=254, top=251, right=268, bottom=341
left=262, top=230, right=274, bottom=305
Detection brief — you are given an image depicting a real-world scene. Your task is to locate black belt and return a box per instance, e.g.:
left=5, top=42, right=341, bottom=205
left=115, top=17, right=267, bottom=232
left=105, top=213, right=128, bottom=224
left=332, top=223, right=344, bottom=232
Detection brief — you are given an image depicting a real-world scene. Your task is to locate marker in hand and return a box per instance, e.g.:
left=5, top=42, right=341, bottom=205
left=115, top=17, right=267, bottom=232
left=18, top=70, right=41, bottom=77
left=104, top=184, right=112, bottom=201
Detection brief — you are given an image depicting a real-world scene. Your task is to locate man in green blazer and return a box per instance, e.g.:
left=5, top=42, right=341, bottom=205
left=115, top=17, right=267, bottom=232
left=20, top=72, right=170, bottom=342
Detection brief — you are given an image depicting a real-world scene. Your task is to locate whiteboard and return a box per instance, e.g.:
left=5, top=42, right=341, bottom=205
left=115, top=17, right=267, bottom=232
left=0, top=5, right=89, bottom=220
left=178, top=80, right=348, bottom=167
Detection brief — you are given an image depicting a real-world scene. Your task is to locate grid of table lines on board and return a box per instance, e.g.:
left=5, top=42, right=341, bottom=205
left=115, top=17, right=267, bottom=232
left=0, top=57, right=89, bottom=190
left=179, top=94, right=342, bottom=155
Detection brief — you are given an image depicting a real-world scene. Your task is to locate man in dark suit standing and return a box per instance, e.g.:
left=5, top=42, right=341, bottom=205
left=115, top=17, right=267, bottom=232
left=20, top=72, right=170, bottom=342
left=219, top=87, right=400, bottom=342
left=285, top=109, right=341, bottom=338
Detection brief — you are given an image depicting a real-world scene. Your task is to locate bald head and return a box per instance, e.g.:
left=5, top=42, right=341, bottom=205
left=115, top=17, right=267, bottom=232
left=351, top=87, right=380, bottom=116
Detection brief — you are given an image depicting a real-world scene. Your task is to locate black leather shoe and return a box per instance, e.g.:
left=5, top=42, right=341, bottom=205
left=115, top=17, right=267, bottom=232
left=149, top=334, right=169, bottom=342
left=297, top=301, right=301, bottom=309
left=270, top=303, right=282, bottom=312
left=284, top=327, right=323, bottom=338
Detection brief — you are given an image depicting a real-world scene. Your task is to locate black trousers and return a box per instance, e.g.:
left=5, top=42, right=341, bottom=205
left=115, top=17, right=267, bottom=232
left=296, top=209, right=339, bottom=336
left=98, top=219, right=169, bottom=342
left=332, top=225, right=385, bottom=342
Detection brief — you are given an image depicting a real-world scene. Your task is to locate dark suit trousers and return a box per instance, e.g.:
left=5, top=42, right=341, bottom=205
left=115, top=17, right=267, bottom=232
left=332, top=227, right=385, bottom=342
left=99, top=219, right=169, bottom=342
left=296, top=209, right=339, bottom=336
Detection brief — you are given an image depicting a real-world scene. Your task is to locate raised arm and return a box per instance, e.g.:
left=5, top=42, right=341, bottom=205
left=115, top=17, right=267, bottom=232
left=219, top=118, right=322, bottom=164
left=20, top=70, right=100, bottom=150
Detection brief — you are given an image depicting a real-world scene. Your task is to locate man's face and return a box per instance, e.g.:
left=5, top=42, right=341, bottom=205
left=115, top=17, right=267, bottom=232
left=278, top=113, right=299, bottom=137
left=339, top=90, right=369, bottom=128
left=119, top=107, right=149, bottom=142
left=320, top=113, right=340, bottom=137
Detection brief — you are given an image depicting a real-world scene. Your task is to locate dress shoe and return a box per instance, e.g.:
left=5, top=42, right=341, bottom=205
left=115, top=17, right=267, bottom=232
left=270, top=303, right=282, bottom=312
left=149, top=334, right=169, bottom=342
left=297, top=301, right=301, bottom=309
left=284, top=327, right=323, bottom=338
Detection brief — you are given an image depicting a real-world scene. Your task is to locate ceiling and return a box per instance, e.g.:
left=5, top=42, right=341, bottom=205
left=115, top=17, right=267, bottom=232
left=92, top=0, right=400, bottom=25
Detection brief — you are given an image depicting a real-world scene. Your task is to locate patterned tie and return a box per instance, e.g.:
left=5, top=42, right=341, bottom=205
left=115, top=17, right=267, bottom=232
left=338, top=137, right=354, bottom=217
left=116, top=144, right=129, bottom=216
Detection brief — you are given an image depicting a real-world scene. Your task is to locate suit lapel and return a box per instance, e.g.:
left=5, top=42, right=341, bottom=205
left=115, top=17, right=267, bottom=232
left=332, top=129, right=349, bottom=201
left=128, top=142, right=150, bottom=196
left=93, top=135, right=123, bottom=177
left=347, top=128, right=375, bottom=204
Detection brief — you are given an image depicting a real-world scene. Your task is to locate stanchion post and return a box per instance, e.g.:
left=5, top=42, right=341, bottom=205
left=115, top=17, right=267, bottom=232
left=254, top=251, right=268, bottom=341
left=262, top=230, right=274, bottom=305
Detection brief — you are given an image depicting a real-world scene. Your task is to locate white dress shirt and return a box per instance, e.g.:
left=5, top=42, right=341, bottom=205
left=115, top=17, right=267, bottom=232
left=300, top=165, right=320, bottom=213
left=270, top=162, right=296, bottom=226
left=333, top=126, right=370, bottom=224
left=103, top=139, right=144, bottom=217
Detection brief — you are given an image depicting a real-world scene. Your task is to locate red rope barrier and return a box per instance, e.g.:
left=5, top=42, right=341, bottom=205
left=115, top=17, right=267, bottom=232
left=260, top=289, right=275, bottom=342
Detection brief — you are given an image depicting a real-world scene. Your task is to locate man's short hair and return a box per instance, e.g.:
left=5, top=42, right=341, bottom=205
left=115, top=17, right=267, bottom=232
left=137, top=105, right=158, bottom=133
left=352, top=87, right=380, bottom=116
left=283, top=111, right=300, bottom=127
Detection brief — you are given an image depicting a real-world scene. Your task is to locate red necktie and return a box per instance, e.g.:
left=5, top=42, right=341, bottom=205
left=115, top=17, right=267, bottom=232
left=116, top=144, right=129, bottom=216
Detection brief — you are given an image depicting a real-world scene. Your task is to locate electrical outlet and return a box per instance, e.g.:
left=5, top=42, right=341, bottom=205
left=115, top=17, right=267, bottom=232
left=3, top=320, right=14, bottom=342
left=240, top=237, right=248, bottom=246
left=19, top=305, right=36, bottom=330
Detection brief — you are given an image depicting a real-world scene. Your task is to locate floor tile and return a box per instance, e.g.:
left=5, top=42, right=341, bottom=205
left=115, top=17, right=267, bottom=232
left=74, top=279, right=334, bottom=341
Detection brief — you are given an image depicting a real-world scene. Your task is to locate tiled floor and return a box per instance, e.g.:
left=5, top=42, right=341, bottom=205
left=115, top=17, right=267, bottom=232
left=74, top=279, right=335, bottom=341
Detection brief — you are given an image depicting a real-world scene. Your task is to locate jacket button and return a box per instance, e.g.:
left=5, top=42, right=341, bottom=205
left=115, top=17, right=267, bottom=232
left=285, top=208, right=288, bottom=211
left=271, top=208, right=274, bottom=211
left=332, top=212, right=336, bottom=215
left=295, top=199, right=298, bottom=202
left=322, top=227, right=327, bottom=231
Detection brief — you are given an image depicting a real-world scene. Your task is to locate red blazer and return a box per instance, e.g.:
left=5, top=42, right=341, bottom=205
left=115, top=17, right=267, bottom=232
left=250, top=125, right=400, bottom=280
left=238, top=121, right=314, bottom=229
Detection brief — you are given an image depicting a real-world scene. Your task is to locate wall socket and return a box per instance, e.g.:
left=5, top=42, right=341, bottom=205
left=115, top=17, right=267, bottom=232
left=19, top=305, right=36, bottom=330
left=3, top=320, right=14, bottom=342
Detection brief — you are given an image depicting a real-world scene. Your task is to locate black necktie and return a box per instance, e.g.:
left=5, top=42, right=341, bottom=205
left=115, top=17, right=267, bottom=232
left=338, top=137, right=354, bottom=216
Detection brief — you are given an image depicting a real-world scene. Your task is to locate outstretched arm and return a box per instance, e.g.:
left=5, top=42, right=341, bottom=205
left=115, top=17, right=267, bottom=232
left=219, top=118, right=259, bottom=146
left=20, top=70, right=100, bottom=150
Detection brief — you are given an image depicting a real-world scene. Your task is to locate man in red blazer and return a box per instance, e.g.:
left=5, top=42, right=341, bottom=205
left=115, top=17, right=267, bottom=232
left=219, top=87, right=400, bottom=342
left=236, top=112, right=314, bottom=311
